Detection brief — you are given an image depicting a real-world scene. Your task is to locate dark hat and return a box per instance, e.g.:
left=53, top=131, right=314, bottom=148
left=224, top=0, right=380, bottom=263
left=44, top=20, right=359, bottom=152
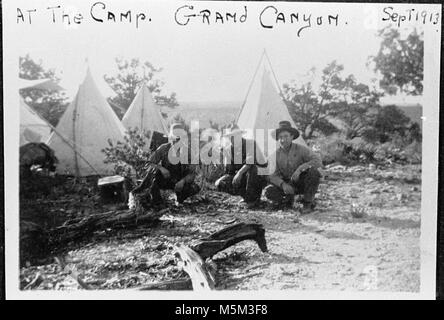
left=271, top=121, right=300, bottom=140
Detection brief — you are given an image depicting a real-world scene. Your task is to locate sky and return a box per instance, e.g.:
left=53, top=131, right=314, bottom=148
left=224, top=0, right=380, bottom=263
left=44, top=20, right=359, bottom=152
left=11, top=0, right=424, bottom=103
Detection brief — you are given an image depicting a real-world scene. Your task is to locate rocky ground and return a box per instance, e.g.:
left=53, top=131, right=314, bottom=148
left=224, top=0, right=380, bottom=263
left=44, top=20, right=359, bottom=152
left=19, top=164, right=421, bottom=292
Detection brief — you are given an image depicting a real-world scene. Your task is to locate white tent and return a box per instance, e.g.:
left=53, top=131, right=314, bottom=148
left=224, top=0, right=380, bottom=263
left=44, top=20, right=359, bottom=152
left=20, top=97, right=52, bottom=145
left=19, top=78, right=64, bottom=91
left=236, top=51, right=306, bottom=156
left=122, top=82, right=168, bottom=148
left=19, top=78, right=62, bottom=146
left=47, top=69, right=126, bottom=176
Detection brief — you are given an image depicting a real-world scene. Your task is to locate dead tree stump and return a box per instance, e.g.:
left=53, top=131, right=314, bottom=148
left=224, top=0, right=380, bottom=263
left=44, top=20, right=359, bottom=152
left=165, top=223, right=267, bottom=291
left=97, top=175, right=128, bottom=204
left=190, top=222, right=268, bottom=260
left=174, top=244, right=216, bottom=290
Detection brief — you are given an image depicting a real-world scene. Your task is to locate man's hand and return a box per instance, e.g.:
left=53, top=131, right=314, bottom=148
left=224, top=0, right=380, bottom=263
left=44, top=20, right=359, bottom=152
left=175, top=179, right=185, bottom=193
left=232, top=171, right=243, bottom=187
left=159, top=167, right=171, bottom=179
left=281, top=182, right=295, bottom=195
left=291, top=164, right=311, bottom=183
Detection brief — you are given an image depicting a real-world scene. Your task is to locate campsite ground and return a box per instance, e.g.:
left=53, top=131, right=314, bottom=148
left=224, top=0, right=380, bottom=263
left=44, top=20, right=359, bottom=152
left=19, top=163, right=421, bottom=292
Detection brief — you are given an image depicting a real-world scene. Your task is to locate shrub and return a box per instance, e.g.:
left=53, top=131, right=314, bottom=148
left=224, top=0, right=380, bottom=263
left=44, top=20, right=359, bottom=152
left=313, top=136, right=377, bottom=165
left=315, top=133, right=422, bottom=166
left=312, top=136, right=349, bottom=165
left=102, top=128, right=152, bottom=180
left=374, top=139, right=421, bottom=164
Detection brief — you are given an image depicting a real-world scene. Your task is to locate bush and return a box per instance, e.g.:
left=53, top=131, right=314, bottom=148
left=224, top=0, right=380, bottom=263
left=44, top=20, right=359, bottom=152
left=374, top=140, right=421, bottom=164
left=313, top=136, right=377, bottom=165
left=102, top=128, right=152, bottom=180
left=312, top=136, right=349, bottom=165
left=314, top=133, right=422, bottom=166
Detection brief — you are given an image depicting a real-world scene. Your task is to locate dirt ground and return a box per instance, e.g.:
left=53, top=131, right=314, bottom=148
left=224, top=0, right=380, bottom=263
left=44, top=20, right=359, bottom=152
left=20, top=164, right=421, bottom=292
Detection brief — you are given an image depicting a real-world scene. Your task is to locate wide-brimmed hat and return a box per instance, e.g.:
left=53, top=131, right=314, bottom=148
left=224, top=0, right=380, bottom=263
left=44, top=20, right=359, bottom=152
left=271, top=121, right=300, bottom=140
left=222, top=123, right=246, bottom=137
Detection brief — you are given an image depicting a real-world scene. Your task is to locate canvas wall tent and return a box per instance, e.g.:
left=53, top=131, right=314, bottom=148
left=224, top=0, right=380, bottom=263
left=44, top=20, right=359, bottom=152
left=20, top=97, right=52, bottom=145
left=236, top=51, right=306, bottom=156
left=47, top=69, right=126, bottom=176
left=122, top=82, right=168, bottom=148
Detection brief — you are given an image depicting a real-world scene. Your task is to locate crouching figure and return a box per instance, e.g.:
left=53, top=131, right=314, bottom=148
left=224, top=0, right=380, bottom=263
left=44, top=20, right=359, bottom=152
left=264, top=121, right=322, bottom=214
left=215, top=124, right=267, bottom=209
left=131, top=123, right=200, bottom=207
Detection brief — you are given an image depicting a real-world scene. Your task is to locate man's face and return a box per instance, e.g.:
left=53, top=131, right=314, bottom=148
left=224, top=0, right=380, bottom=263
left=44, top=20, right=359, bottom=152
left=278, top=130, right=293, bottom=149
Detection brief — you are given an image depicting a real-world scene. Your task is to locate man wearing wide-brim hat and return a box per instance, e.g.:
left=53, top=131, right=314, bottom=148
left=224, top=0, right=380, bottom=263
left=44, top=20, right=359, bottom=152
left=131, top=122, right=200, bottom=206
left=264, top=121, right=322, bottom=213
left=215, top=123, right=268, bottom=209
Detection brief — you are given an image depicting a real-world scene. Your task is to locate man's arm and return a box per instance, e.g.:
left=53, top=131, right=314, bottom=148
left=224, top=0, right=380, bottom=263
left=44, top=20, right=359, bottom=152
left=291, top=145, right=322, bottom=182
left=299, top=145, right=322, bottom=169
left=148, top=143, right=169, bottom=167
left=148, top=143, right=171, bottom=178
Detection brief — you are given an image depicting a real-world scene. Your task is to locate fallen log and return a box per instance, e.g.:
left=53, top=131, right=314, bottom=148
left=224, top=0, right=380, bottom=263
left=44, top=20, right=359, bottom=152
left=48, top=209, right=162, bottom=244
left=174, top=244, right=215, bottom=290
left=190, top=222, right=267, bottom=260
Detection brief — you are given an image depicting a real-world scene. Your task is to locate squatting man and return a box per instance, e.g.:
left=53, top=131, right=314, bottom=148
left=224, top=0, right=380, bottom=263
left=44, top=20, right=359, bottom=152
left=130, top=120, right=322, bottom=214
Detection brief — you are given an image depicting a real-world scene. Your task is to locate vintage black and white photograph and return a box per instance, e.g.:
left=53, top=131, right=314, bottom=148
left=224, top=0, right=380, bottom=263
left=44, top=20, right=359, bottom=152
left=3, top=0, right=440, bottom=299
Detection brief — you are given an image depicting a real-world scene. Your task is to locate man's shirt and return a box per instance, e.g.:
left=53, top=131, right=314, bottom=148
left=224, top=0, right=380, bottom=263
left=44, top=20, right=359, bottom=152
left=267, top=142, right=322, bottom=185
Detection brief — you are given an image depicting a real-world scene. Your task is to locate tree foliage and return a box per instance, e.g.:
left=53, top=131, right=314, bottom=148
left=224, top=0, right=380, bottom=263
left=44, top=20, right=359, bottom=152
left=335, top=77, right=382, bottom=140
left=283, top=61, right=381, bottom=140
left=102, top=128, right=153, bottom=179
left=104, top=57, right=178, bottom=119
left=363, top=105, right=412, bottom=143
left=371, top=27, right=423, bottom=95
left=19, top=54, right=69, bottom=126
